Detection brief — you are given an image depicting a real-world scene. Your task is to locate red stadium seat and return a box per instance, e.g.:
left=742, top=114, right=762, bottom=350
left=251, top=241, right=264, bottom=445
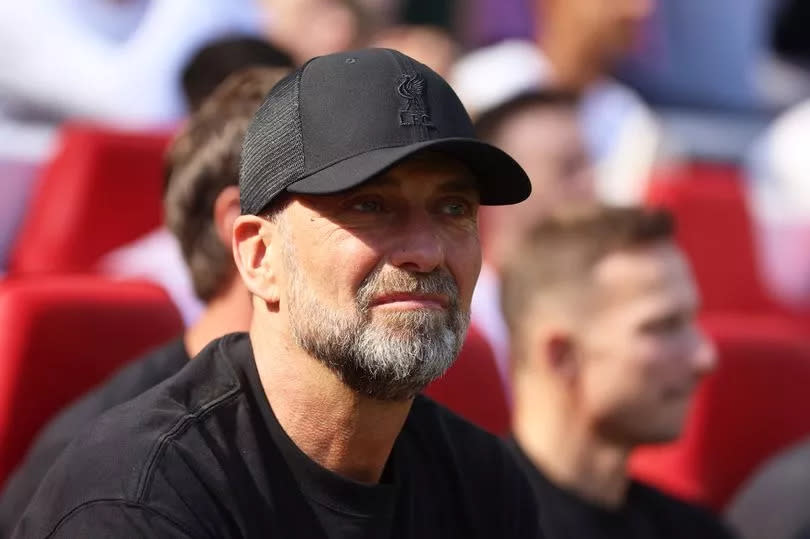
left=0, top=276, right=183, bottom=487
left=7, top=123, right=172, bottom=275
left=645, top=163, right=775, bottom=313
left=425, top=325, right=510, bottom=435
left=629, top=313, right=810, bottom=512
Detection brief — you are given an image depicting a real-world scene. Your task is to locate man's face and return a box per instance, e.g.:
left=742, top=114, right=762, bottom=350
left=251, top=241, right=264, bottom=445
left=484, top=104, right=594, bottom=265
left=273, top=153, right=481, bottom=400
left=495, top=104, right=594, bottom=219
left=576, top=241, right=716, bottom=445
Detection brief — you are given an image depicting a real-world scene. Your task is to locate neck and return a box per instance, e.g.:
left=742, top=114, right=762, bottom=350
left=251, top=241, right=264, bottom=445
left=184, top=276, right=253, bottom=357
left=249, top=314, right=412, bottom=484
left=539, top=22, right=603, bottom=91
left=512, top=381, right=630, bottom=508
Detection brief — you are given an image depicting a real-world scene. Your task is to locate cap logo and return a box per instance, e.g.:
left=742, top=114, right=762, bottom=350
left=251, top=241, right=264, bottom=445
left=397, top=74, right=434, bottom=128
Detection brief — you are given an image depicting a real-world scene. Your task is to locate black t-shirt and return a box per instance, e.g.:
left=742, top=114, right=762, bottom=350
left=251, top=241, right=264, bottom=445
left=14, top=333, right=541, bottom=538
left=0, top=338, right=189, bottom=536
left=508, top=440, right=735, bottom=539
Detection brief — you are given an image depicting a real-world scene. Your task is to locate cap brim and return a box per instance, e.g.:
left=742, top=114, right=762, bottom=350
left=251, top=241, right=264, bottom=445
left=286, top=138, right=531, bottom=205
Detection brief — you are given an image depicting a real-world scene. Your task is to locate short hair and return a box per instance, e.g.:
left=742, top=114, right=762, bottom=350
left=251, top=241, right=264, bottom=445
left=474, top=90, right=579, bottom=143
left=500, top=206, right=675, bottom=356
left=181, top=35, right=294, bottom=112
left=165, top=66, right=290, bottom=302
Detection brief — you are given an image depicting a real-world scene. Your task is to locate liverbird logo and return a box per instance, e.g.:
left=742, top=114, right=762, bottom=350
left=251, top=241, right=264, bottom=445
left=397, top=74, right=434, bottom=128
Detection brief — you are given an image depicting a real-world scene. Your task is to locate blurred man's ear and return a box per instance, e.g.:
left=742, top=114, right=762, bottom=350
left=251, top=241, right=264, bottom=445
left=232, top=214, right=281, bottom=305
left=214, top=186, right=242, bottom=249
left=546, top=331, right=579, bottom=384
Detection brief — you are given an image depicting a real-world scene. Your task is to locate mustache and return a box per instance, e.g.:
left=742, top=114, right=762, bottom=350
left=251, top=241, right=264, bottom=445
left=356, top=267, right=459, bottom=310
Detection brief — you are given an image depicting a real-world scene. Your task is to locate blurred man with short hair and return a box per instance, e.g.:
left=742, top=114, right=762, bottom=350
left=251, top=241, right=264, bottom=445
left=0, top=67, right=289, bottom=533
left=500, top=207, right=734, bottom=537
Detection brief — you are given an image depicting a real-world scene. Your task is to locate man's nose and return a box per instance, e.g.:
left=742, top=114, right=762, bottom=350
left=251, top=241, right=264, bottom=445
left=388, top=213, right=444, bottom=274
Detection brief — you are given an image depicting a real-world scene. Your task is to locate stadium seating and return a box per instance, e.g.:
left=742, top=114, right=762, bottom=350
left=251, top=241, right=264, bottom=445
left=425, top=325, right=510, bottom=435
left=0, top=276, right=183, bottom=487
left=7, top=123, right=171, bottom=275
left=644, top=162, right=776, bottom=314
left=630, top=312, right=810, bottom=512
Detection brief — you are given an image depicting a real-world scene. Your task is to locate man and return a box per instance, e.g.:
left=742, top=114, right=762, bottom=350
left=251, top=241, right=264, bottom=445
left=97, top=34, right=295, bottom=326
left=451, top=0, right=659, bottom=206
left=14, top=49, right=540, bottom=537
left=0, top=66, right=289, bottom=534
left=472, top=90, right=596, bottom=387
left=499, top=207, right=734, bottom=537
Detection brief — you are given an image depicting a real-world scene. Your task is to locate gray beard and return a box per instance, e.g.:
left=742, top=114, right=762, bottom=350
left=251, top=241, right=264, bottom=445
left=282, top=231, right=469, bottom=401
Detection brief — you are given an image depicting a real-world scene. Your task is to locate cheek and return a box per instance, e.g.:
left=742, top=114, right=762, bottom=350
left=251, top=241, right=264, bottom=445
left=297, top=232, right=383, bottom=305
left=445, top=235, right=481, bottom=304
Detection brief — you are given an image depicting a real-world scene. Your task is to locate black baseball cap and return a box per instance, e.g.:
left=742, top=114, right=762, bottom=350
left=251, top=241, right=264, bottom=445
left=240, top=48, right=531, bottom=215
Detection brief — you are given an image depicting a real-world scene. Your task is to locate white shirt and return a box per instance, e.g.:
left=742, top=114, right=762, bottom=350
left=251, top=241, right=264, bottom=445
left=745, top=100, right=810, bottom=306
left=471, top=263, right=511, bottom=395
left=97, top=227, right=204, bottom=327
left=0, top=0, right=262, bottom=128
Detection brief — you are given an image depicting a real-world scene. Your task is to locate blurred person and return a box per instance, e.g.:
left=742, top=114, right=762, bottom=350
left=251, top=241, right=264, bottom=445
left=744, top=99, right=810, bottom=309
left=501, top=207, right=734, bottom=538
left=451, top=0, right=661, bottom=206
left=13, top=49, right=540, bottom=537
left=0, top=66, right=289, bottom=534
left=727, top=434, right=810, bottom=539
left=0, top=0, right=262, bottom=127
left=471, top=90, right=597, bottom=387
left=258, top=0, right=377, bottom=64
left=98, top=34, right=295, bottom=325
left=372, top=24, right=459, bottom=78
left=181, top=35, right=294, bottom=112
left=0, top=0, right=262, bottom=273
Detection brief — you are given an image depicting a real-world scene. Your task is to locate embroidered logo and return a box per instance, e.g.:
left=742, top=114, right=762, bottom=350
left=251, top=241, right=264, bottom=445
left=397, top=74, right=434, bottom=128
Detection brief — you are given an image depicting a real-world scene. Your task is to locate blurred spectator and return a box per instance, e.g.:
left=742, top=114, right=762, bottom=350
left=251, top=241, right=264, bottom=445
left=727, top=434, right=810, bottom=539
left=371, top=25, right=458, bottom=78
left=181, top=35, right=294, bottom=112
left=744, top=99, right=810, bottom=308
left=98, top=34, right=294, bottom=324
left=0, top=67, right=288, bottom=534
left=0, top=0, right=263, bottom=272
left=0, top=0, right=262, bottom=128
left=451, top=0, right=660, bottom=206
left=258, top=0, right=376, bottom=64
left=500, top=207, right=733, bottom=537
left=471, top=90, right=597, bottom=388
left=619, top=0, right=805, bottom=112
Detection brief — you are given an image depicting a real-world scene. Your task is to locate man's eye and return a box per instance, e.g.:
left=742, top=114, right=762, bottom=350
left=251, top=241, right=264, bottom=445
left=442, top=201, right=472, bottom=217
left=351, top=199, right=384, bottom=213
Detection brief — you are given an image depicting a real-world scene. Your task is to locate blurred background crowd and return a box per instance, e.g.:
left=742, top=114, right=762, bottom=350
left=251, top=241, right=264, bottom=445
left=3, top=0, right=810, bottom=537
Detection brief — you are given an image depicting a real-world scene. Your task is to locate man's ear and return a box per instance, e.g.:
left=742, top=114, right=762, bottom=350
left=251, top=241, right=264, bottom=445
left=545, top=330, right=579, bottom=384
left=214, top=186, right=241, bottom=249
left=232, top=213, right=281, bottom=305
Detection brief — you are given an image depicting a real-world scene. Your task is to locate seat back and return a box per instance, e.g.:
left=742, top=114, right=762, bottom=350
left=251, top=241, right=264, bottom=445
left=425, top=325, right=510, bottom=435
left=630, top=313, right=810, bottom=511
left=0, top=276, right=183, bottom=486
left=645, top=163, right=775, bottom=313
left=8, top=123, right=171, bottom=274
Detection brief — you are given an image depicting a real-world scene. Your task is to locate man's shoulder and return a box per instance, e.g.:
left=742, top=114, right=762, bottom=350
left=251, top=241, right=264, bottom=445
left=15, top=334, right=250, bottom=535
left=0, top=337, right=189, bottom=533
